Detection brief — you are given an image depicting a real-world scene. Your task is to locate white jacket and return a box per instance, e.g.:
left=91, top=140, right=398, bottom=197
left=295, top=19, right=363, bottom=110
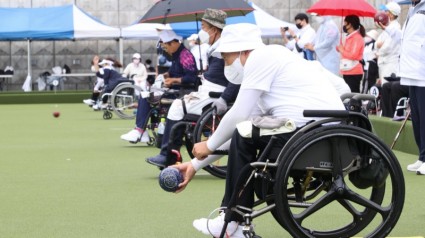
left=399, top=1, right=425, bottom=86
left=376, top=20, right=401, bottom=66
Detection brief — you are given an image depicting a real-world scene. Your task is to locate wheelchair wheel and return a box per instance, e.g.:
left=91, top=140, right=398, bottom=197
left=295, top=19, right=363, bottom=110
left=110, top=83, right=142, bottom=119
left=190, top=107, right=228, bottom=179
left=103, top=110, right=113, bottom=120
left=273, top=125, right=404, bottom=238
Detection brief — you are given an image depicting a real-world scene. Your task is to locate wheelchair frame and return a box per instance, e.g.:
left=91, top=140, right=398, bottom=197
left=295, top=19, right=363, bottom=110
left=216, top=95, right=405, bottom=238
left=167, top=106, right=229, bottom=179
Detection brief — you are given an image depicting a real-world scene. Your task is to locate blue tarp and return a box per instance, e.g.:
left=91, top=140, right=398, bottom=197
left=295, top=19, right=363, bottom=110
left=0, top=5, right=120, bottom=40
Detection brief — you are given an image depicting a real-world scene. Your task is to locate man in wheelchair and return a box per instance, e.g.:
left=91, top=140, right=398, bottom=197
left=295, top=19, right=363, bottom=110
left=120, top=29, right=198, bottom=143
left=142, top=9, right=240, bottom=168
left=174, top=23, right=347, bottom=237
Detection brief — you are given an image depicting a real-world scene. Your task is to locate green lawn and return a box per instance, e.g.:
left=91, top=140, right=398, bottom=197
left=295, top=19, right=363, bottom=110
left=0, top=104, right=423, bottom=237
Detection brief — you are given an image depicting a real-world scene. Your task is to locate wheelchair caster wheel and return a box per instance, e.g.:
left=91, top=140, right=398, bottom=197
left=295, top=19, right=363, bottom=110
left=103, top=111, right=113, bottom=120
left=147, top=137, right=155, bottom=146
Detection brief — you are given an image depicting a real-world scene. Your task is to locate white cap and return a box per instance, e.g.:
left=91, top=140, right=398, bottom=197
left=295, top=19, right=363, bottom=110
left=132, top=53, right=141, bottom=59
left=187, top=34, right=198, bottom=41
left=159, top=30, right=183, bottom=43
left=384, top=2, right=401, bottom=16
left=98, top=59, right=114, bottom=66
left=215, top=23, right=265, bottom=53
left=366, top=30, right=379, bottom=41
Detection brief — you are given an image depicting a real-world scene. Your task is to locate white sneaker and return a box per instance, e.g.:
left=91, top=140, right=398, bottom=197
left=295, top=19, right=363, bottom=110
left=92, top=104, right=101, bottom=111
left=120, top=129, right=142, bottom=143
left=416, top=163, right=425, bottom=175
left=100, top=103, right=108, bottom=109
left=140, top=131, right=150, bottom=143
left=83, top=99, right=95, bottom=106
left=407, top=160, right=423, bottom=172
left=193, top=213, right=239, bottom=237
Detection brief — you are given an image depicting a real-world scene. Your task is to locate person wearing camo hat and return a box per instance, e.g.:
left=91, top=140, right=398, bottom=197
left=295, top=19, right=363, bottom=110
left=144, top=8, right=241, bottom=173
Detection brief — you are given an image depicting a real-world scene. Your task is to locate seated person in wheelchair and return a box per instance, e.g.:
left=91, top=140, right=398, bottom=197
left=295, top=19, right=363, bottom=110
left=92, top=56, right=132, bottom=110
left=143, top=8, right=241, bottom=168
left=83, top=62, right=105, bottom=107
left=120, top=29, right=198, bottom=143
left=122, top=53, right=148, bottom=89
left=173, top=23, right=346, bottom=237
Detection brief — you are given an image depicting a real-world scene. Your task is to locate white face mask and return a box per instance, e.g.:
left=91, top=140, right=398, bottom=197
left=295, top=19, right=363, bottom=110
left=224, top=55, right=244, bottom=85
left=198, top=29, right=210, bottom=44
left=133, top=59, right=140, bottom=65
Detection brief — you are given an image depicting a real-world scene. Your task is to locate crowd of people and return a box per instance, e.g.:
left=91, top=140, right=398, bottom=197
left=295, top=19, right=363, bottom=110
left=80, top=1, right=425, bottom=236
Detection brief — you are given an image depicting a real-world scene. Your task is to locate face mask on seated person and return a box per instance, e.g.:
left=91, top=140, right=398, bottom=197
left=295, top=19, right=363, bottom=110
left=198, top=30, right=210, bottom=44
left=224, top=53, right=244, bottom=85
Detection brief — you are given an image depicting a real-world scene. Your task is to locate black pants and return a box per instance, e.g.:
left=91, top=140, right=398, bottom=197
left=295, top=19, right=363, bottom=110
left=222, top=130, right=295, bottom=222
left=409, top=86, right=425, bottom=162
left=381, top=81, right=409, bottom=118
left=343, top=74, right=363, bottom=93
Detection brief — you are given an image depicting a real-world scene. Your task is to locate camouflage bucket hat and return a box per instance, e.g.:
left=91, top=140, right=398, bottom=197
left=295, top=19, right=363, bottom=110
left=202, top=8, right=227, bottom=29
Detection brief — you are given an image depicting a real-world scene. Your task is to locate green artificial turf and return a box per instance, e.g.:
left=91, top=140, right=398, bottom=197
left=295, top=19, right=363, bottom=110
left=0, top=104, right=423, bottom=238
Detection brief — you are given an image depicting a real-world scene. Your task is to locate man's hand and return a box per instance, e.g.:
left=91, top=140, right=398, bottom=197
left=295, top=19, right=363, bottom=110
left=192, top=141, right=212, bottom=160
left=171, top=162, right=196, bottom=193
left=164, top=77, right=181, bottom=88
left=211, top=97, right=227, bottom=115
left=304, top=43, right=314, bottom=51
left=376, top=22, right=387, bottom=30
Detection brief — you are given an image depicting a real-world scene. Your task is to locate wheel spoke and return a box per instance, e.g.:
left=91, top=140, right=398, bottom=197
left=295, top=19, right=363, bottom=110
left=292, top=189, right=337, bottom=224
left=344, top=188, right=390, bottom=218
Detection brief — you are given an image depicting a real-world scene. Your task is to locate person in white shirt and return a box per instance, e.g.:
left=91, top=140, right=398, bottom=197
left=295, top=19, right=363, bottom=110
left=362, top=30, right=379, bottom=93
left=402, top=0, right=425, bottom=174
left=172, top=23, right=345, bottom=237
left=187, top=34, right=209, bottom=72
left=376, top=2, right=402, bottom=85
left=281, top=13, right=316, bottom=60
left=122, top=53, right=148, bottom=89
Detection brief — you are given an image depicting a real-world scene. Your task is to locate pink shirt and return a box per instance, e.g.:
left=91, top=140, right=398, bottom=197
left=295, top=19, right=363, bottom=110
left=340, top=30, right=364, bottom=75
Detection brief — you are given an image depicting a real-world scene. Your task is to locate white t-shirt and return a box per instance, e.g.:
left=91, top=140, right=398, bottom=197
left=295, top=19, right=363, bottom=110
left=207, top=45, right=345, bottom=151
left=122, top=63, right=148, bottom=81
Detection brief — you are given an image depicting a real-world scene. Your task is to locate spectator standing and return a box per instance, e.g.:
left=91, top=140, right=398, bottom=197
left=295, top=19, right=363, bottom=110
left=305, top=15, right=340, bottom=75
left=336, top=15, right=365, bottom=93
left=402, top=0, right=425, bottom=174
left=376, top=2, right=402, bottom=85
left=281, top=13, right=316, bottom=60
left=362, top=30, right=379, bottom=93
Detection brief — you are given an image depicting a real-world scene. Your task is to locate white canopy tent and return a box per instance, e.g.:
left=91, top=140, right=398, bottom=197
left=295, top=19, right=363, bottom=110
left=0, top=4, right=120, bottom=91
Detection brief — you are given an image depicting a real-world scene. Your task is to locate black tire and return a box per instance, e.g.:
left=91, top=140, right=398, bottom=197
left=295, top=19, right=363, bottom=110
left=103, top=110, right=113, bottom=120
left=274, top=125, right=405, bottom=238
left=110, top=83, right=142, bottom=119
left=188, top=107, right=228, bottom=179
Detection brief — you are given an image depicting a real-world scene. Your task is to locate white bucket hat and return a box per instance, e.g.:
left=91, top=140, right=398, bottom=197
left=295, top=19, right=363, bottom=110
left=159, top=30, right=183, bottom=43
left=215, top=23, right=265, bottom=54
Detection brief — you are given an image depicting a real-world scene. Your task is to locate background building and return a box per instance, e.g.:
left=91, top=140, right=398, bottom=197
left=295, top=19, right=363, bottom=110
left=0, top=0, right=408, bottom=90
